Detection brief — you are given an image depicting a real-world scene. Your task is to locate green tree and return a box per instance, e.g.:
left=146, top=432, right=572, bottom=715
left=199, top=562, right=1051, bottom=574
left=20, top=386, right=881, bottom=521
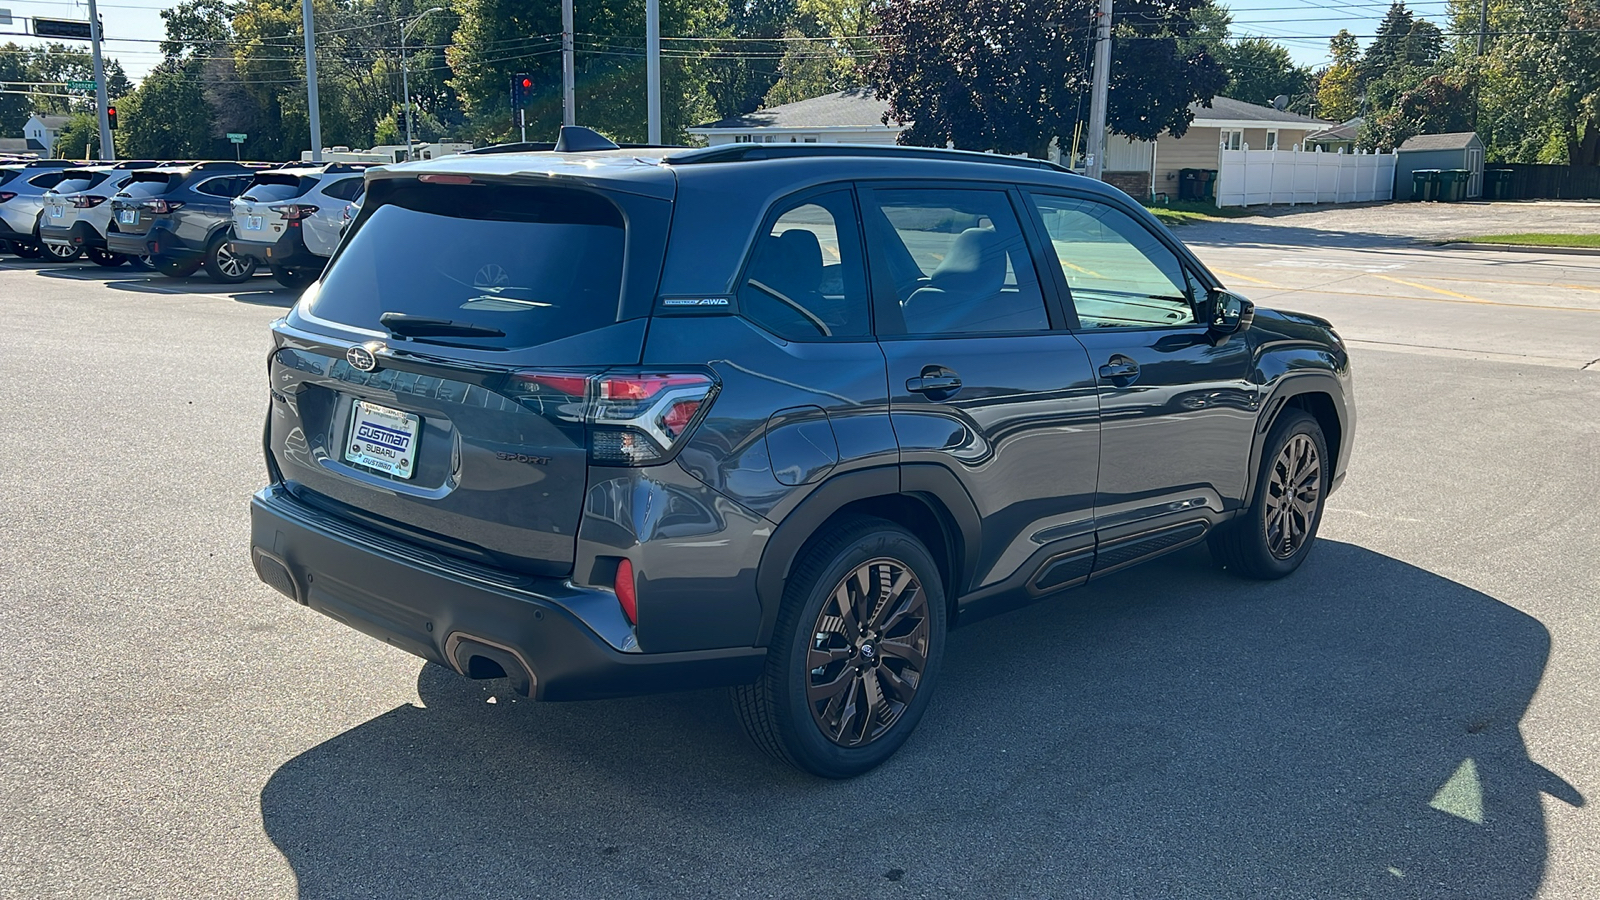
left=1473, top=0, right=1600, bottom=164
left=705, top=0, right=799, bottom=117
left=118, top=59, right=225, bottom=159
left=1222, top=38, right=1313, bottom=110
left=1316, top=30, right=1363, bottom=121
left=763, top=0, right=879, bottom=108
left=54, top=112, right=102, bottom=159
left=1362, top=72, right=1475, bottom=149
left=869, top=0, right=1227, bottom=157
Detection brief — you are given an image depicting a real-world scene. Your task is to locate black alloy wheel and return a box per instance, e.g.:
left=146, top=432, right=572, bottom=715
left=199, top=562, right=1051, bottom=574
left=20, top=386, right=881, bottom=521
left=1209, top=409, right=1329, bottom=579
left=204, top=235, right=257, bottom=283
left=734, top=515, right=946, bottom=778
left=86, top=247, right=126, bottom=267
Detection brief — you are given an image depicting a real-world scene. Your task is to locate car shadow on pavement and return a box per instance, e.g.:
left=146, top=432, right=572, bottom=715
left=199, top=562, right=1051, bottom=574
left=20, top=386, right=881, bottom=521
left=260, top=541, right=1581, bottom=899
left=1177, top=219, right=1421, bottom=252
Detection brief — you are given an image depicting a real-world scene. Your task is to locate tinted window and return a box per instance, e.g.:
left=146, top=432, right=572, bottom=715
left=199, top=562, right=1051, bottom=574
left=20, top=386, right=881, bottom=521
left=243, top=177, right=316, bottom=202
left=321, top=177, right=363, bottom=201
left=48, top=172, right=108, bottom=193
left=195, top=175, right=248, bottom=197
left=864, top=188, right=1048, bottom=335
left=306, top=184, right=624, bottom=350
left=122, top=175, right=177, bottom=197
left=0, top=169, right=19, bottom=188
left=26, top=171, right=75, bottom=190
left=736, top=190, right=870, bottom=340
left=1029, top=195, right=1194, bottom=328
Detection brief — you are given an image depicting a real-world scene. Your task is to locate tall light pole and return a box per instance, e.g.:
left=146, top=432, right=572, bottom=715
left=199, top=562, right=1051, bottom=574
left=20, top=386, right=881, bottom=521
left=401, top=7, right=444, bottom=161
left=303, top=0, right=322, bottom=162
left=85, top=0, right=114, bottom=161
left=1084, top=0, right=1113, bottom=180
left=646, top=0, right=660, bottom=144
left=561, top=0, right=575, bottom=126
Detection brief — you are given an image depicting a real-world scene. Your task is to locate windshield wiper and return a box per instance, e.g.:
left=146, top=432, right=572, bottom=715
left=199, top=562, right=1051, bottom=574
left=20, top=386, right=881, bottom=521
left=379, top=312, right=505, bottom=338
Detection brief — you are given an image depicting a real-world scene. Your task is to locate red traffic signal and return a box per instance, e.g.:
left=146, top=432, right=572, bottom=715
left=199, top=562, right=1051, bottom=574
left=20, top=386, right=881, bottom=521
left=511, top=73, right=532, bottom=110
left=106, top=106, right=117, bottom=130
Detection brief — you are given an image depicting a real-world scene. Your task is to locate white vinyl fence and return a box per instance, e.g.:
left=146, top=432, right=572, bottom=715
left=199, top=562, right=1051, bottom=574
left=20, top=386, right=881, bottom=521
left=1216, top=146, right=1397, bottom=207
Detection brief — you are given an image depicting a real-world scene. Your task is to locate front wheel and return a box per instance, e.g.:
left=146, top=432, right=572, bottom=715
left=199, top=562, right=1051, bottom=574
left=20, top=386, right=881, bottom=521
left=203, top=236, right=257, bottom=283
left=40, top=240, right=83, bottom=262
left=734, top=516, right=946, bottom=778
left=87, top=247, right=127, bottom=267
left=1210, top=409, right=1330, bottom=579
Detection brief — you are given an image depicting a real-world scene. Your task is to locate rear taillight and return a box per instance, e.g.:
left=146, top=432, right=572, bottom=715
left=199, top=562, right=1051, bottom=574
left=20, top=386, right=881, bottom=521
left=506, top=369, right=718, bottom=466
left=71, top=195, right=107, bottom=208
left=0, top=192, right=15, bottom=203
left=140, top=199, right=183, bottom=213
left=615, top=559, right=637, bottom=624
left=273, top=203, right=319, bottom=222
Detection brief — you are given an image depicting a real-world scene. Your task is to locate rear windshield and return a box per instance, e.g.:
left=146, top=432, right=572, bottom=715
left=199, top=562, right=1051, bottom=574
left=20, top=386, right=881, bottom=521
left=49, top=172, right=109, bottom=193
left=122, top=174, right=178, bottom=197
left=26, top=171, right=76, bottom=190
left=242, top=176, right=316, bottom=202
left=306, top=183, right=625, bottom=349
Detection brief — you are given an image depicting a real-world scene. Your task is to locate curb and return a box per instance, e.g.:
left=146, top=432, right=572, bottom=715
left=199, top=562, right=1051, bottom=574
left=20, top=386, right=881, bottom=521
left=1436, top=241, right=1600, bottom=257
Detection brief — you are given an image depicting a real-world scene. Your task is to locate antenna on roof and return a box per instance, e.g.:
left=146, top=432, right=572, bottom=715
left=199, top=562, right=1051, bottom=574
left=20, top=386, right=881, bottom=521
left=1273, top=95, right=1290, bottom=112
left=554, top=126, right=620, bottom=153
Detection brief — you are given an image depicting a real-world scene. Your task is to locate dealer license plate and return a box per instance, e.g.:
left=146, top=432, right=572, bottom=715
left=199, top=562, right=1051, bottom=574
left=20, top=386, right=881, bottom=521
left=117, top=210, right=137, bottom=225
left=345, top=400, right=420, bottom=479
left=244, top=215, right=264, bottom=231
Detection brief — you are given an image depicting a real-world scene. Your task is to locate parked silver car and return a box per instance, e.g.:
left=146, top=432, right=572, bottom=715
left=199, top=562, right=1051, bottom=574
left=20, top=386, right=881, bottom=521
left=0, top=161, right=83, bottom=258
left=37, top=161, right=163, bottom=266
left=230, top=162, right=371, bottom=287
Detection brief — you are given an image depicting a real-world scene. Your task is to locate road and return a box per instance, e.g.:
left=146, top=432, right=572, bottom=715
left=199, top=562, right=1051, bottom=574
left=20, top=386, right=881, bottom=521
left=1, top=229, right=1597, bottom=899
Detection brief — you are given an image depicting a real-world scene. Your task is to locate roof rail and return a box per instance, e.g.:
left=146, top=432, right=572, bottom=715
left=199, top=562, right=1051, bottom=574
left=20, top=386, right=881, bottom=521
left=662, top=143, right=1071, bottom=174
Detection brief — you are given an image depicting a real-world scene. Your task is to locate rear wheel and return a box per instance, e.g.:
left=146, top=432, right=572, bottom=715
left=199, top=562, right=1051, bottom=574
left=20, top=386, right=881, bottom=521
left=734, top=516, right=946, bottom=778
left=1210, top=409, right=1329, bottom=579
left=155, top=257, right=200, bottom=278
left=271, top=265, right=318, bottom=289
left=203, top=235, right=256, bottom=283
left=40, top=240, right=83, bottom=262
left=87, top=247, right=126, bottom=267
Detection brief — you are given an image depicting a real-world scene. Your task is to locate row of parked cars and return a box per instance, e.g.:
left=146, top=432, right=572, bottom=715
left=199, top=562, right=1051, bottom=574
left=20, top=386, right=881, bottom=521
left=0, top=158, right=365, bottom=287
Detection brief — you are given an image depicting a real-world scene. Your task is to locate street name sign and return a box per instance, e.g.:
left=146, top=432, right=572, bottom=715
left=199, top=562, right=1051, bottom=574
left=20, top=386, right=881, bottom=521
left=227, top=133, right=248, bottom=144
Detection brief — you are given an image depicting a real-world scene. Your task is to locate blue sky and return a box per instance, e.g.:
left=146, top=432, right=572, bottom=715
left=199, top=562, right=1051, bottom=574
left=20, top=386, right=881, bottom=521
left=2, top=0, right=1460, bottom=82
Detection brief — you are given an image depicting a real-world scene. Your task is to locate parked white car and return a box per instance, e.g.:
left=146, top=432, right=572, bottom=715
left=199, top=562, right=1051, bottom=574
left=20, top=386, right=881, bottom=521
left=0, top=161, right=84, bottom=258
left=229, top=163, right=370, bottom=287
left=38, top=161, right=163, bottom=266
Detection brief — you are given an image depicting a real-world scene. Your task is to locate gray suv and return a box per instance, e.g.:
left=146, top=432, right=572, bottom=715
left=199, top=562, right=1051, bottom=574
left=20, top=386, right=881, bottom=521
left=251, top=132, right=1354, bottom=777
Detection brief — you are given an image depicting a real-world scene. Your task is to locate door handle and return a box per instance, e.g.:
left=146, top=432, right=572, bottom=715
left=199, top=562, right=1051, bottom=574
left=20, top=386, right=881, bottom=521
left=1098, top=356, right=1141, bottom=385
left=907, top=366, right=962, bottom=398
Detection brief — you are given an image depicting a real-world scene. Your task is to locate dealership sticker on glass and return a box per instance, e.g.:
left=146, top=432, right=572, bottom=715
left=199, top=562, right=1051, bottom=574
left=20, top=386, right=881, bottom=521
left=346, top=400, right=420, bottom=478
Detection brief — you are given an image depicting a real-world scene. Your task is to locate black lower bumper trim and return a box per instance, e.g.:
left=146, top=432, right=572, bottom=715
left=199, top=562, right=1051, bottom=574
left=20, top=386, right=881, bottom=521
left=250, top=486, right=766, bottom=701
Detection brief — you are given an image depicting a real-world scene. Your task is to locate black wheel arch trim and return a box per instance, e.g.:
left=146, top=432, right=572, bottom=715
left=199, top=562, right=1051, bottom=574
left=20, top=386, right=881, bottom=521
left=753, top=464, right=982, bottom=646
left=1245, top=370, right=1349, bottom=507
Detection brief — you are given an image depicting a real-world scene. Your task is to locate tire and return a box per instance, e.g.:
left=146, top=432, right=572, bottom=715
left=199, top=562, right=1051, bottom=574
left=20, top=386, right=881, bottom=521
left=155, top=257, right=201, bottom=278
left=14, top=242, right=42, bottom=259
left=130, top=253, right=156, bottom=271
left=87, top=247, right=127, bottom=267
left=1210, top=409, right=1330, bottom=579
left=270, top=265, right=318, bottom=289
left=733, top=515, right=947, bottom=778
left=40, top=239, right=83, bottom=262
left=203, top=235, right=257, bottom=283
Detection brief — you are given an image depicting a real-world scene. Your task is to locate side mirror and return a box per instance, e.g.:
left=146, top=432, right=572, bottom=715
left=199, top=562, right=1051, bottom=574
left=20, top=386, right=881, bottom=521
left=1206, top=289, right=1254, bottom=344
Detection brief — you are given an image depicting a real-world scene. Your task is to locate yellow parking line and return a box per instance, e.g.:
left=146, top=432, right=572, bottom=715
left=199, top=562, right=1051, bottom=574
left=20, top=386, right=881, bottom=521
left=1370, top=273, right=1486, bottom=302
left=1413, top=274, right=1600, bottom=293
left=1062, top=260, right=1105, bottom=278
left=1212, top=268, right=1278, bottom=287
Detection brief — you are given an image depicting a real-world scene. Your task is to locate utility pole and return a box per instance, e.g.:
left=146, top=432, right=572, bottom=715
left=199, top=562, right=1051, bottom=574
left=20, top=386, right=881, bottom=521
left=303, top=0, right=322, bottom=162
left=1084, top=0, right=1112, bottom=180
left=646, top=0, right=660, bottom=144
left=1477, top=0, right=1488, bottom=55
left=401, top=8, right=444, bottom=161
left=561, top=0, right=575, bottom=127
left=85, top=0, right=114, bottom=161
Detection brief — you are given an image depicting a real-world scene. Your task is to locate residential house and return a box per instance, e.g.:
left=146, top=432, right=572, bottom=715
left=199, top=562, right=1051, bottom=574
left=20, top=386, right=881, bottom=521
left=1306, top=117, right=1363, bottom=154
left=24, top=114, right=69, bottom=156
left=687, top=88, right=905, bottom=146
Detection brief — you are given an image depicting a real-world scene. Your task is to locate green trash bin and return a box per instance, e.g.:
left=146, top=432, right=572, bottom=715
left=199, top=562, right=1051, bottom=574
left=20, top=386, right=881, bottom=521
left=1485, top=168, right=1514, bottom=200
left=1200, top=169, right=1219, bottom=202
left=1439, top=169, right=1470, bottom=202
left=1411, top=169, right=1440, bottom=201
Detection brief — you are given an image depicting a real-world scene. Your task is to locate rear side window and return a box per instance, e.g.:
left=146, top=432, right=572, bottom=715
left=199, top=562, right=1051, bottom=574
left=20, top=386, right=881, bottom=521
left=195, top=175, right=249, bottom=198
left=321, top=177, right=363, bottom=201
left=306, top=183, right=625, bottom=350
left=736, top=189, right=870, bottom=340
left=0, top=170, right=19, bottom=188
left=27, top=171, right=75, bottom=190
left=243, top=177, right=316, bottom=202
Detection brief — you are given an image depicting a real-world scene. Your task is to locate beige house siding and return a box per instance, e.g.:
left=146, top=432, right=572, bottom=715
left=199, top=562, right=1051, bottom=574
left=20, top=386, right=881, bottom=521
left=1153, top=127, right=1222, bottom=197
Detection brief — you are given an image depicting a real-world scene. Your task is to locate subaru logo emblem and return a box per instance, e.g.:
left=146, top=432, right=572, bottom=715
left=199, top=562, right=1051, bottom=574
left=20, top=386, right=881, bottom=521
left=860, top=643, right=876, bottom=659
left=346, top=343, right=380, bottom=372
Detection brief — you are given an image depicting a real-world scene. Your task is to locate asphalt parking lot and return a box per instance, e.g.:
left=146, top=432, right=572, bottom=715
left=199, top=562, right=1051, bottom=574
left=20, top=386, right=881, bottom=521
left=2, top=209, right=1597, bottom=898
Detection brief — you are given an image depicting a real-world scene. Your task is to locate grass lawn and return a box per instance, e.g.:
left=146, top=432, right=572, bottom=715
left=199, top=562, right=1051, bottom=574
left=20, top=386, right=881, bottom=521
left=1458, top=233, right=1600, bottom=248
left=1142, top=200, right=1255, bottom=226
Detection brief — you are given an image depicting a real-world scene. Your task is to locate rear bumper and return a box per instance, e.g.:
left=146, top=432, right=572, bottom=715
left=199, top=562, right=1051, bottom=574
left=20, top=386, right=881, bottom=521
left=105, top=229, right=154, bottom=258
left=108, top=225, right=200, bottom=262
left=249, top=485, right=765, bottom=701
left=40, top=220, right=103, bottom=249
left=232, top=229, right=321, bottom=269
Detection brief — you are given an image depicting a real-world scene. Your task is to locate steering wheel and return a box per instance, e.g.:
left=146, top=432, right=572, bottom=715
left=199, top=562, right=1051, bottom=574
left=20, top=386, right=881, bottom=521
left=747, top=279, right=833, bottom=337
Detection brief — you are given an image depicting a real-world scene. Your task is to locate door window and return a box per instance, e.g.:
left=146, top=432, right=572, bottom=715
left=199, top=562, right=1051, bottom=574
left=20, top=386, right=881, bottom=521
left=863, top=188, right=1049, bottom=335
left=736, top=189, right=870, bottom=340
left=1029, top=195, right=1197, bottom=329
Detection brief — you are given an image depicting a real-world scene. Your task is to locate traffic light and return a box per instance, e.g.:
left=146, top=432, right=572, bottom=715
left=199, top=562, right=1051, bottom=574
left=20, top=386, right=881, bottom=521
left=511, top=73, right=532, bottom=110
left=106, top=106, right=117, bottom=130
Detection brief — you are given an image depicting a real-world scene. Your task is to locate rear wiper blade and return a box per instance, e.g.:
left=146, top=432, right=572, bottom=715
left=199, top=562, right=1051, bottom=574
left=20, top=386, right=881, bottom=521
left=379, top=312, right=505, bottom=338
